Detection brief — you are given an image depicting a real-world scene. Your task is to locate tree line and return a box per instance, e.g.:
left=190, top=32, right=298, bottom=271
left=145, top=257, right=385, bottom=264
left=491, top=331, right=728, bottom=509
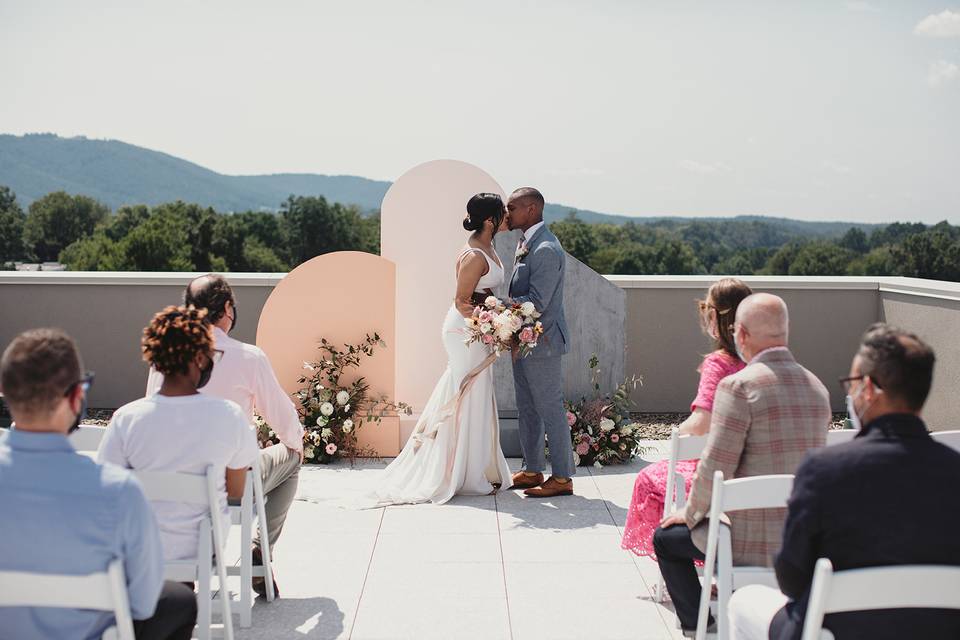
left=1, top=185, right=958, bottom=281
left=0, top=186, right=379, bottom=271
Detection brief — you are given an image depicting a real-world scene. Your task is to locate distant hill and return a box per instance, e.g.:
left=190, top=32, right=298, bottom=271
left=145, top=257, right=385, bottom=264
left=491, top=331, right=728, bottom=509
left=1, top=133, right=876, bottom=238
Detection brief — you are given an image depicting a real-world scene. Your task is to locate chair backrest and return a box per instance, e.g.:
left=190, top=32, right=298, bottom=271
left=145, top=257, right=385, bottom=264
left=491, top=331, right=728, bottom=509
left=801, top=558, right=960, bottom=640
left=134, top=467, right=219, bottom=507
left=664, top=427, right=710, bottom=515
left=715, top=472, right=795, bottom=513
left=0, top=559, right=135, bottom=640
left=69, top=425, right=107, bottom=452
left=825, top=429, right=857, bottom=446
left=931, top=430, right=960, bottom=453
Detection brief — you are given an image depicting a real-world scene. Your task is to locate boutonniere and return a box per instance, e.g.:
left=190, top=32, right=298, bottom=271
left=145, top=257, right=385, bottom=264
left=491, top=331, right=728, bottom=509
left=514, top=245, right=529, bottom=263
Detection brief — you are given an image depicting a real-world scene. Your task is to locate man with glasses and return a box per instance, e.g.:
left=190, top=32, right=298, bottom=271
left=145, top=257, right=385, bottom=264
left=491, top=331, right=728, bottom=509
left=100, top=306, right=259, bottom=567
left=0, top=328, right=197, bottom=640
left=146, top=274, right=302, bottom=597
left=729, top=323, right=960, bottom=639
left=654, top=293, right=831, bottom=637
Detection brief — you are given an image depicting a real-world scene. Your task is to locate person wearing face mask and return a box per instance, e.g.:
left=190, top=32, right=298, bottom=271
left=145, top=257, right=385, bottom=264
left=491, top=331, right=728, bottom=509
left=728, top=324, right=960, bottom=640
left=100, top=305, right=259, bottom=566
left=0, top=328, right=197, bottom=640
left=146, top=274, right=303, bottom=597
left=654, top=293, right=831, bottom=638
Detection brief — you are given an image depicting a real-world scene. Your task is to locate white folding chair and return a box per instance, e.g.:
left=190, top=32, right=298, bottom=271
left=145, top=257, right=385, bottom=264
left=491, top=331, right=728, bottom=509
left=801, top=558, right=960, bottom=640
left=931, top=429, right=960, bottom=453
left=695, top=471, right=795, bottom=640
left=657, top=427, right=710, bottom=602
left=135, top=466, right=234, bottom=640
left=227, top=457, right=275, bottom=628
left=824, top=429, right=857, bottom=446
left=69, top=425, right=107, bottom=452
left=0, top=559, right=134, bottom=640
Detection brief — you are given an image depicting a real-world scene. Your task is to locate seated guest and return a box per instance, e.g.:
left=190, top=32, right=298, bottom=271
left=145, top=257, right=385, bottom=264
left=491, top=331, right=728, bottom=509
left=146, top=274, right=302, bottom=597
left=729, top=324, right=960, bottom=640
left=622, top=278, right=752, bottom=558
left=0, top=328, right=196, bottom=640
left=100, top=306, right=259, bottom=565
left=654, top=293, right=831, bottom=637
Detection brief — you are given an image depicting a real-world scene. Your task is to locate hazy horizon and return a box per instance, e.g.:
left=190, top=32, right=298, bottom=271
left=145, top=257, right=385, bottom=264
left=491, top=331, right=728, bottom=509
left=2, top=1, right=958, bottom=224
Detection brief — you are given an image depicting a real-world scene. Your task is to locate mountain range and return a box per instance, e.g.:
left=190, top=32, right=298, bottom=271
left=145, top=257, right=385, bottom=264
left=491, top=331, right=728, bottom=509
left=0, top=133, right=875, bottom=236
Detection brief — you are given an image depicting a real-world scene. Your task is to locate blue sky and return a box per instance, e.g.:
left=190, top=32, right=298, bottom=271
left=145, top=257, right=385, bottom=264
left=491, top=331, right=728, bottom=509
left=1, top=1, right=958, bottom=223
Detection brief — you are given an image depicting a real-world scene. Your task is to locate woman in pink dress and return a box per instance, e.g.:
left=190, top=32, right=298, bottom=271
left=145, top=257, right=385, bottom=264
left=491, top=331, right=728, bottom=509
left=621, top=278, right=753, bottom=558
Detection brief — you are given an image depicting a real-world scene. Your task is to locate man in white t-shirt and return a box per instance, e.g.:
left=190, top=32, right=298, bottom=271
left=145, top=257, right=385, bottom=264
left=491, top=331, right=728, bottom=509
left=101, top=306, right=260, bottom=563
left=146, top=274, right=303, bottom=597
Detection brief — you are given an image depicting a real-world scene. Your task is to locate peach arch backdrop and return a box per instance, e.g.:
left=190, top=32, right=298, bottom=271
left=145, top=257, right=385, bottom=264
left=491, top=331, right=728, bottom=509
left=380, top=159, right=506, bottom=438
left=255, top=251, right=401, bottom=456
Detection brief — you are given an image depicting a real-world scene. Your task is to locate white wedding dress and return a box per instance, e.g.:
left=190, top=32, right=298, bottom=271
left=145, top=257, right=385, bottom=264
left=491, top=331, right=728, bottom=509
left=368, top=247, right=512, bottom=506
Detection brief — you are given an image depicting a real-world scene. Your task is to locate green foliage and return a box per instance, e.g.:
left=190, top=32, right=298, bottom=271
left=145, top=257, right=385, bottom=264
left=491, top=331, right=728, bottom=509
left=787, top=242, right=857, bottom=277
left=0, top=186, right=26, bottom=262
left=24, top=191, right=108, bottom=261
left=280, top=196, right=378, bottom=265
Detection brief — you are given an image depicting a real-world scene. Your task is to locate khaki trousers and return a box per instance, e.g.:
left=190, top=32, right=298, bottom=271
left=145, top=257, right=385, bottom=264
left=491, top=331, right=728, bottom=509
left=252, top=444, right=300, bottom=549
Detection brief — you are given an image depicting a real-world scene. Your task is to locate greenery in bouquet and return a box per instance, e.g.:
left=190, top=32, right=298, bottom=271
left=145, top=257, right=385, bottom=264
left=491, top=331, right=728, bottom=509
left=257, top=333, right=411, bottom=463
left=565, top=354, right=646, bottom=468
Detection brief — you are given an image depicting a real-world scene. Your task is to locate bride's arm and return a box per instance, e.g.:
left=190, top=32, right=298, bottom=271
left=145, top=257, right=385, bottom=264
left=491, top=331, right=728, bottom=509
left=454, top=252, right=488, bottom=318
left=677, top=408, right=711, bottom=436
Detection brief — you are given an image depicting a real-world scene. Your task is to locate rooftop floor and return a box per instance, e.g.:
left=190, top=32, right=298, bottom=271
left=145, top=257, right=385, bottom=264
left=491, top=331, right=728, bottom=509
left=234, top=447, right=684, bottom=640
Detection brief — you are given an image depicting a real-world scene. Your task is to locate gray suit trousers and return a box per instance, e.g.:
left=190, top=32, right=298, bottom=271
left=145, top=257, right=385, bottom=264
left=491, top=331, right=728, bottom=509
left=512, top=354, right=576, bottom=478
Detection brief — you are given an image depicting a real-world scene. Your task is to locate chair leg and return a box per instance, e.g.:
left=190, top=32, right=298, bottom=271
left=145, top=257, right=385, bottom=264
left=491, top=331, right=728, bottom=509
left=196, top=577, right=211, bottom=640
left=239, top=507, right=252, bottom=627
left=253, top=485, right=275, bottom=603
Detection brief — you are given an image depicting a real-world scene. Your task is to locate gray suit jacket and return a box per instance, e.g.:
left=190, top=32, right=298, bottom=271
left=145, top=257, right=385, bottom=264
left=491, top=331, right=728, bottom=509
left=509, top=225, right=569, bottom=359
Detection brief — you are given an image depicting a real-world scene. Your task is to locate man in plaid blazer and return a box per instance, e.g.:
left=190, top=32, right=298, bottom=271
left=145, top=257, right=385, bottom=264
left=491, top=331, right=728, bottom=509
left=654, top=293, right=831, bottom=637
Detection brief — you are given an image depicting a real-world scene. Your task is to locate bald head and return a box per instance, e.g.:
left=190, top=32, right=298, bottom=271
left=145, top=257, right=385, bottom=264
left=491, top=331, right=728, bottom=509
left=183, top=273, right=236, bottom=327
left=734, top=293, right=789, bottom=359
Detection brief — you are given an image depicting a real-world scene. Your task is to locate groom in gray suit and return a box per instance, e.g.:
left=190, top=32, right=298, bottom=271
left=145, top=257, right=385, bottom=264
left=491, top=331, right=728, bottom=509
left=506, top=187, right=576, bottom=497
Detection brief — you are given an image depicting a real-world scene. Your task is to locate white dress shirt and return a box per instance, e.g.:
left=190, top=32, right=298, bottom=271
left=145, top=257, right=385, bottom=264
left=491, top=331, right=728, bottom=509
left=146, top=327, right=304, bottom=452
left=522, top=221, right=546, bottom=245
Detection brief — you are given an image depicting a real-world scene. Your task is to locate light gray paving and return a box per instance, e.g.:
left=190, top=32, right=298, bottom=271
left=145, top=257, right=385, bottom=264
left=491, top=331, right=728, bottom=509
left=233, top=454, right=684, bottom=640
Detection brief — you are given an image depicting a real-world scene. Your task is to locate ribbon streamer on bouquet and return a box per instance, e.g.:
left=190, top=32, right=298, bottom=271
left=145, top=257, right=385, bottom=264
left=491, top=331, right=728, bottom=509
left=411, top=351, right=499, bottom=451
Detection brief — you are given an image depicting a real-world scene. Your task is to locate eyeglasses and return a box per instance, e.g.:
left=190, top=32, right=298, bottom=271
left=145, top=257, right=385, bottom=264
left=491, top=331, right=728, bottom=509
left=838, top=375, right=882, bottom=393
left=64, top=371, right=95, bottom=397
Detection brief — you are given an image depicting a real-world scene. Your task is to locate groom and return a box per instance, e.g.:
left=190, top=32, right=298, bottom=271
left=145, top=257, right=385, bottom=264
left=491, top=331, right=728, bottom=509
left=506, top=187, right=576, bottom=497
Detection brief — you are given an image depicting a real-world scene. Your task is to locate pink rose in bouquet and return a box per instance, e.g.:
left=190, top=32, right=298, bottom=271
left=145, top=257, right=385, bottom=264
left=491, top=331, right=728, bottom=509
left=575, top=441, right=590, bottom=455
left=566, top=411, right=577, bottom=426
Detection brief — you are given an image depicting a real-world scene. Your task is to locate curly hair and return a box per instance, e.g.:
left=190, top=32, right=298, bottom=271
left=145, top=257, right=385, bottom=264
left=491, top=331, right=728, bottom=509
left=141, top=305, right=214, bottom=376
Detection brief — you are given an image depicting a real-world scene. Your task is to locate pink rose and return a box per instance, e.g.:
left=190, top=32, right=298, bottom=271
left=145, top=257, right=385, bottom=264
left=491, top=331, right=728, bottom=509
left=611, top=434, right=620, bottom=443
left=479, top=311, right=494, bottom=323
left=519, top=327, right=535, bottom=343
left=325, top=443, right=337, bottom=455
left=482, top=334, right=495, bottom=344
left=575, top=441, right=590, bottom=455
left=566, top=411, right=577, bottom=427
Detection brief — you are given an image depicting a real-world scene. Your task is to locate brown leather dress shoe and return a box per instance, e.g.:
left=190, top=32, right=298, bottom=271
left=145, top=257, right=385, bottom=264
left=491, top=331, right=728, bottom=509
left=524, top=476, right=574, bottom=498
left=509, top=471, right=544, bottom=490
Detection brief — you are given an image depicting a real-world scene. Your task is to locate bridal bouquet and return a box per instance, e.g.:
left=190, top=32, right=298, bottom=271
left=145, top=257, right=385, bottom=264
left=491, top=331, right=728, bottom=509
left=463, top=295, right=544, bottom=358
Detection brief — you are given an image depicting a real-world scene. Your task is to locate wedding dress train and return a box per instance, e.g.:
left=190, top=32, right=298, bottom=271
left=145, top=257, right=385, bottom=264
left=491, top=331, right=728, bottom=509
left=368, top=248, right=512, bottom=506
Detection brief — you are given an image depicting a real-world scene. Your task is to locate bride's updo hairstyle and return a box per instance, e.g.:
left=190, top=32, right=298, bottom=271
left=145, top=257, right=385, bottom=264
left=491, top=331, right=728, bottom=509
left=463, top=193, right=505, bottom=233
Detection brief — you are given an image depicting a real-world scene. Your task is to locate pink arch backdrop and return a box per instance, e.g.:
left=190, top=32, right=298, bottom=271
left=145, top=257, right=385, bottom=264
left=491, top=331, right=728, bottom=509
left=255, top=251, right=401, bottom=456
left=380, top=160, right=506, bottom=439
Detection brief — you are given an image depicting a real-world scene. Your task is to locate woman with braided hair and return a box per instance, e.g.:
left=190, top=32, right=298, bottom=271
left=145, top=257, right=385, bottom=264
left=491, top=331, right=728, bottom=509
left=99, top=305, right=260, bottom=562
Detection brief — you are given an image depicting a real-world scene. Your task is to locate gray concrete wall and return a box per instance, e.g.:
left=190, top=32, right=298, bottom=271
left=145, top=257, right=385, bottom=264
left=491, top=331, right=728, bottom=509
left=879, top=279, right=960, bottom=431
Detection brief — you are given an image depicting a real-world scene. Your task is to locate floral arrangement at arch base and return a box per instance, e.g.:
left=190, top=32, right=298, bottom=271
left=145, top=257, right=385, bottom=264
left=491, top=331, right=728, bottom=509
left=257, top=333, right=411, bottom=464
left=565, top=354, right=646, bottom=468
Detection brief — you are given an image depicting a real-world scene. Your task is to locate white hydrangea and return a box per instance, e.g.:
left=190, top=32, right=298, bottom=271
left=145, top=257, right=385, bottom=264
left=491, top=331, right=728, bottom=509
left=336, top=390, right=350, bottom=405
left=320, top=402, right=335, bottom=416
left=520, top=301, right=536, bottom=317
left=599, top=418, right=616, bottom=432
left=573, top=452, right=581, bottom=466
left=484, top=295, right=499, bottom=309
left=342, top=419, right=354, bottom=433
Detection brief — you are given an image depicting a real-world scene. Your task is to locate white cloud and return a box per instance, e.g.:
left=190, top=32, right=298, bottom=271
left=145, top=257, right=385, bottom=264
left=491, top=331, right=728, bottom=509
left=823, top=160, right=853, bottom=174
left=914, top=10, right=960, bottom=38
left=679, top=159, right=733, bottom=175
left=927, top=59, right=960, bottom=87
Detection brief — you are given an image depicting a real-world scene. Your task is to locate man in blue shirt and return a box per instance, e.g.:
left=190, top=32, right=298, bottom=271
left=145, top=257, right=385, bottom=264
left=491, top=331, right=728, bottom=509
left=0, top=328, right=197, bottom=640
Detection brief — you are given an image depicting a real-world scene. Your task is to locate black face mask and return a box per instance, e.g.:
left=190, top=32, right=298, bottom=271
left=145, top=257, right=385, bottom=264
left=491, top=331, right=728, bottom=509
left=230, top=305, right=238, bottom=332
left=197, top=358, right=215, bottom=389
left=68, top=394, right=88, bottom=434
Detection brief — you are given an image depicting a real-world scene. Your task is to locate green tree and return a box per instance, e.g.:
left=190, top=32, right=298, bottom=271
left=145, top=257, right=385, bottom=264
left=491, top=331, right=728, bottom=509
left=839, top=227, right=869, bottom=254
left=280, top=196, right=371, bottom=266
left=550, top=212, right=598, bottom=264
left=890, top=229, right=960, bottom=281
left=787, top=242, right=856, bottom=276
left=23, top=191, right=109, bottom=262
left=869, top=222, right=926, bottom=249
left=0, top=186, right=26, bottom=262
left=60, top=233, right=127, bottom=270
left=847, top=246, right=896, bottom=276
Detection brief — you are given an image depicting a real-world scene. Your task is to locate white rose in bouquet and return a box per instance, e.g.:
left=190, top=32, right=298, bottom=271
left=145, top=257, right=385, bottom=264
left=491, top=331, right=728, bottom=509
left=484, top=295, right=499, bottom=309
left=480, top=322, right=493, bottom=334
left=336, top=390, right=350, bottom=405
left=342, top=418, right=354, bottom=433
left=600, top=418, right=616, bottom=432
left=520, top=301, right=536, bottom=317
left=320, top=402, right=335, bottom=416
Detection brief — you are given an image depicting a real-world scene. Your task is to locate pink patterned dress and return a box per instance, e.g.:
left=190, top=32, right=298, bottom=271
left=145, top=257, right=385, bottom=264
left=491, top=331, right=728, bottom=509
left=620, top=350, right=745, bottom=558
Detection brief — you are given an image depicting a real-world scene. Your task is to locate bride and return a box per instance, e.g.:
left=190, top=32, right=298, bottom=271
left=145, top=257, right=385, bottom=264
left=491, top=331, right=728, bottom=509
left=369, top=193, right=513, bottom=505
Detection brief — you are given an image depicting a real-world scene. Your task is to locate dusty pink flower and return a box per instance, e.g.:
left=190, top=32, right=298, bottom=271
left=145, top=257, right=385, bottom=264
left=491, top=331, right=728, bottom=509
left=479, top=311, right=494, bottom=323
left=325, top=443, right=337, bottom=455
left=611, top=434, right=620, bottom=443
left=566, top=411, right=577, bottom=427
left=482, top=334, right=495, bottom=344
left=519, top=327, right=536, bottom=343
left=575, top=441, right=590, bottom=456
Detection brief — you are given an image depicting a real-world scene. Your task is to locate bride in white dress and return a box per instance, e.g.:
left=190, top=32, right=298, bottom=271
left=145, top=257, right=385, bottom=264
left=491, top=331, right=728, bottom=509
left=369, top=193, right=513, bottom=506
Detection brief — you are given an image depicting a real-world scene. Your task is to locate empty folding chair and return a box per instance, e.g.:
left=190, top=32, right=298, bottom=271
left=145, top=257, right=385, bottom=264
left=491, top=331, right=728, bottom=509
left=0, top=559, right=134, bottom=640
left=931, top=429, right=960, bottom=453
left=69, top=424, right=107, bottom=452
left=227, top=457, right=275, bottom=628
left=695, top=471, right=795, bottom=640
left=135, top=466, right=234, bottom=640
left=824, top=429, right=857, bottom=446
left=801, top=558, right=960, bottom=640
